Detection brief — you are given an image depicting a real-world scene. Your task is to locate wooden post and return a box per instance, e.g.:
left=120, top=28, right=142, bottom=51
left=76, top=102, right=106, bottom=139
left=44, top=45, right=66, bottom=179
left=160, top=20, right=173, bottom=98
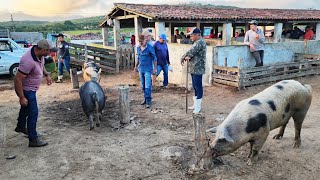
left=238, top=59, right=242, bottom=89
left=193, top=113, right=212, bottom=170
left=119, top=85, right=130, bottom=124
left=116, top=48, right=121, bottom=73
left=84, top=44, right=88, bottom=62
left=70, top=68, right=79, bottom=89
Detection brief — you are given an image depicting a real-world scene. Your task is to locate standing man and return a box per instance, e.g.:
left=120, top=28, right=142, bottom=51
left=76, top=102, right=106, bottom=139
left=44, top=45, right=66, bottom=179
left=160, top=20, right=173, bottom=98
left=181, top=27, right=206, bottom=114
left=154, top=34, right=170, bottom=88
left=244, top=20, right=265, bottom=67
left=56, top=33, right=70, bottom=83
left=14, top=39, right=57, bottom=147
left=134, top=35, right=157, bottom=108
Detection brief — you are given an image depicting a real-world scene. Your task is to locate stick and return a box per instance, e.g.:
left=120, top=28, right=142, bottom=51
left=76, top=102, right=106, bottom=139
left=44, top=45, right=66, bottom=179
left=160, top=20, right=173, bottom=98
left=186, top=60, right=188, bottom=114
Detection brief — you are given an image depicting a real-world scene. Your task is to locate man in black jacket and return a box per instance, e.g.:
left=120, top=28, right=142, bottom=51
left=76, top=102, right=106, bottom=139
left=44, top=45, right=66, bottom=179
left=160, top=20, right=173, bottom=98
left=56, top=33, right=70, bottom=83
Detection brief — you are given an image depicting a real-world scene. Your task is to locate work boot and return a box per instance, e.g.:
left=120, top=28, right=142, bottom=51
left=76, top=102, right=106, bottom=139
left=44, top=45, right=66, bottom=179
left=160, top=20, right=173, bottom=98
left=29, top=138, right=48, bottom=147
left=14, top=126, right=28, bottom=135
left=188, top=96, right=197, bottom=110
left=140, top=99, right=146, bottom=105
left=193, top=98, right=202, bottom=114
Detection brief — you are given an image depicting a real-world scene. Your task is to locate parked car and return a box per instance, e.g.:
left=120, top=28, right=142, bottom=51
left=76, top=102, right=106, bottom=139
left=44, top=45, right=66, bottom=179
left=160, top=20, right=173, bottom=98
left=14, top=40, right=32, bottom=48
left=0, top=38, right=28, bottom=76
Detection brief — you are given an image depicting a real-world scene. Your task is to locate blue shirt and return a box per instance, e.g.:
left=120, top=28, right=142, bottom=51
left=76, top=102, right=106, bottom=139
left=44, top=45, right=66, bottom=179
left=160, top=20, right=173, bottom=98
left=153, top=41, right=170, bottom=66
left=137, top=44, right=156, bottom=72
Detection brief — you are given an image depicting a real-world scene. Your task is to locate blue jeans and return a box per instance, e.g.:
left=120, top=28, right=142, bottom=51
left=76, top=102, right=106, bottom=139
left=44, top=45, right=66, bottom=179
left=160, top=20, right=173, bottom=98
left=191, top=74, right=203, bottom=99
left=156, top=64, right=169, bottom=86
left=17, top=90, right=38, bottom=140
left=139, top=71, right=152, bottom=103
left=58, top=56, right=71, bottom=76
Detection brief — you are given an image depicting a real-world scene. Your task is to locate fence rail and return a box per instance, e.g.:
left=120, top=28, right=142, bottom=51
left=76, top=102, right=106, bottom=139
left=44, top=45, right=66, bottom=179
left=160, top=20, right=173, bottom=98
left=69, top=43, right=135, bottom=73
left=213, top=53, right=320, bottom=88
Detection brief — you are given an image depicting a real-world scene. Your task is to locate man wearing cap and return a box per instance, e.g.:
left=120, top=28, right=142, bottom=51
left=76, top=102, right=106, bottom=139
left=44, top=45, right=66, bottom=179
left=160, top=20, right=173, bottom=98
left=14, top=39, right=57, bottom=147
left=181, top=27, right=206, bottom=114
left=244, top=20, right=265, bottom=67
left=134, top=35, right=157, bottom=108
left=142, top=29, right=155, bottom=46
left=56, top=33, right=71, bottom=83
left=153, top=34, right=170, bottom=88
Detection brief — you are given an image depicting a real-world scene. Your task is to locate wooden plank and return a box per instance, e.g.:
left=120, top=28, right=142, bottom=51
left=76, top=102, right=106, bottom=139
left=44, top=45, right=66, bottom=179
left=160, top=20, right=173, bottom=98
left=213, top=65, right=239, bottom=72
left=213, top=73, right=239, bottom=81
left=213, top=78, right=239, bottom=87
left=241, top=69, right=320, bottom=87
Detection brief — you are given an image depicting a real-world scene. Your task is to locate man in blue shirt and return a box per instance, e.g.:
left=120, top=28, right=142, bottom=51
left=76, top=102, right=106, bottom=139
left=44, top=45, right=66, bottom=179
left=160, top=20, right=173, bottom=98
left=134, top=35, right=157, bottom=108
left=153, top=34, right=170, bottom=87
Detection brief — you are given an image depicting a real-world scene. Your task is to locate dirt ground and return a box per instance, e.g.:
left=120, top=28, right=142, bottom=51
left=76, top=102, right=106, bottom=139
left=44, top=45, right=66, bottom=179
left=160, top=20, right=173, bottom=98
left=1, top=71, right=320, bottom=180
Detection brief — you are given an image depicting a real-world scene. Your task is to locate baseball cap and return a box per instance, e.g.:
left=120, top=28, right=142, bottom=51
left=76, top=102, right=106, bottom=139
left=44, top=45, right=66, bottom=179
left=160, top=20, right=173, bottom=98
left=249, top=20, right=258, bottom=25
left=37, top=39, right=58, bottom=52
left=186, top=27, right=201, bottom=35
left=159, top=34, right=167, bottom=41
left=142, top=30, right=152, bottom=36
left=57, top=33, right=65, bottom=37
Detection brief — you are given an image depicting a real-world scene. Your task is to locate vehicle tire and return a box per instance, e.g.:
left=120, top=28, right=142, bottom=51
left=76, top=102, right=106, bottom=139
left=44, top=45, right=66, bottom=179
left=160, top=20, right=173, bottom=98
left=10, top=64, right=19, bottom=77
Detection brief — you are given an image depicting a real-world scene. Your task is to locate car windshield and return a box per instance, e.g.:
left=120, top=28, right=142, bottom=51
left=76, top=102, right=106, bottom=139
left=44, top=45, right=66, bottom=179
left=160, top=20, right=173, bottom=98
left=0, top=40, right=19, bottom=51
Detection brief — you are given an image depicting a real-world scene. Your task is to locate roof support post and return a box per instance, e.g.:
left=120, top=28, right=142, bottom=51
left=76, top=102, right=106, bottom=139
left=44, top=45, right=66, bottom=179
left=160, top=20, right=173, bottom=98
left=316, top=23, right=320, bottom=40
left=168, top=23, right=172, bottom=43
left=223, top=22, right=232, bottom=46
left=113, top=19, right=120, bottom=49
left=134, top=16, right=142, bottom=59
left=274, top=22, right=283, bottom=43
left=102, top=27, right=109, bottom=46
left=155, top=21, right=166, bottom=41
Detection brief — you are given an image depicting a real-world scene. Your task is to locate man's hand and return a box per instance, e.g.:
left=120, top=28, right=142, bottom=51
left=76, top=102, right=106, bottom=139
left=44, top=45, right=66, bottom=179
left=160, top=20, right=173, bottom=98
left=249, top=43, right=256, bottom=51
left=153, top=68, right=157, bottom=75
left=134, top=66, right=138, bottom=72
left=256, top=34, right=260, bottom=39
left=60, top=58, right=64, bottom=62
left=46, top=76, right=52, bottom=86
left=19, top=97, right=28, bottom=107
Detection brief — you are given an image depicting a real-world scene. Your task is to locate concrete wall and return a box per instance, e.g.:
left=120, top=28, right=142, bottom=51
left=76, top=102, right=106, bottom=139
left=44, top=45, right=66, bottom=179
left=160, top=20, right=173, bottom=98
left=214, top=40, right=320, bottom=69
left=156, top=43, right=213, bottom=87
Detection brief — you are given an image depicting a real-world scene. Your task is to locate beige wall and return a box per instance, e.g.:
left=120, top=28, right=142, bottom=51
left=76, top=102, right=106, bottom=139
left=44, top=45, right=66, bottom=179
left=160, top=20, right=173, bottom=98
left=156, top=43, right=213, bottom=87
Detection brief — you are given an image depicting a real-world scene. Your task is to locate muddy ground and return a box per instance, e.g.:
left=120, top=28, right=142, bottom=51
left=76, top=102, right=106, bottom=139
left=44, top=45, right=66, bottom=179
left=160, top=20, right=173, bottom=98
left=0, top=71, right=320, bottom=180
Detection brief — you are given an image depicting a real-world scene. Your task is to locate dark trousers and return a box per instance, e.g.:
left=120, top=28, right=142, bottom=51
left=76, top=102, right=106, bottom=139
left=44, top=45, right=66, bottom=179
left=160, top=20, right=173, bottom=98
left=191, top=74, right=203, bottom=99
left=17, top=90, right=38, bottom=140
left=252, top=50, right=264, bottom=67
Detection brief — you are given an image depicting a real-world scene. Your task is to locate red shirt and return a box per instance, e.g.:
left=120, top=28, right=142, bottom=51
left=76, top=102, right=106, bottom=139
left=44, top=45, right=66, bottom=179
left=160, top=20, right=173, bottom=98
left=304, top=30, right=314, bottom=40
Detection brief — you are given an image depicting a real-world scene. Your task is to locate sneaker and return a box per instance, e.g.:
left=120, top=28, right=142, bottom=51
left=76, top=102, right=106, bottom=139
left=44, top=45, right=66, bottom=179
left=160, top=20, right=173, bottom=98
left=146, top=101, right=151, bottom=108
left=29, top=138, right=48, bottom=147
left=55, top=79, right=63, bottom=83
left=140, top=99, right=146, bottom=105
left=14, top=127, right=28, bottom=135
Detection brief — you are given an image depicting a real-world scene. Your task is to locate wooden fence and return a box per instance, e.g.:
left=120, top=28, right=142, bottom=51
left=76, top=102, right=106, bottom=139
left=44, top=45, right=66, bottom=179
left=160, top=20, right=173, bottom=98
left=69, top=43, right=135, bottom=73
left=213, top=53, right=320, bottom=88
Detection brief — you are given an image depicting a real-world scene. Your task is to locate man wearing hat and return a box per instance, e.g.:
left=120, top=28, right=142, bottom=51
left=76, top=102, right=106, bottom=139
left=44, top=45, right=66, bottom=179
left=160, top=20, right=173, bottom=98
left=56, top=33, right=71, bottom=83
left=181, top=27, right=206, bottom=114
left=134, top=35, right=157, bottom=108
left=142, top=29, right=155, bottom=47
left=153, top=34, right=170, bottom=88
left=14, top=39, right=57, bottom=147
left=244, top=20, right=265, bottom=67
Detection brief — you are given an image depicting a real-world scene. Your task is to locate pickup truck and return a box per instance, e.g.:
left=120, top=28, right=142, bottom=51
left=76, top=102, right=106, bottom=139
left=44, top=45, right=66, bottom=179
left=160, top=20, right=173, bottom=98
left=0, top=38, right=28, bottom=76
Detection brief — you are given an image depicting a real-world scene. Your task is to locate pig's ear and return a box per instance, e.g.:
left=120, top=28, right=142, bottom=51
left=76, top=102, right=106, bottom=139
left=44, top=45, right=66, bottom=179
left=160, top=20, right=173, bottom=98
left=223, top=128, right=234, bottom=143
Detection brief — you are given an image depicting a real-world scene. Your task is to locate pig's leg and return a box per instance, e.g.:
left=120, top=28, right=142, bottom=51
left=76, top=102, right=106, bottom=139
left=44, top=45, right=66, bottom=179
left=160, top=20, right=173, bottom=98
left=247, top=140, right=254, bottom=158
left=89, top=114, right=94, bottom=130
left=96, top=113, right=101, bottom=127
left=247, top=133, right=268, bottom=166
left=292, top=111, right=306, bottom=148
left=273, top=123, right=287, bottom=139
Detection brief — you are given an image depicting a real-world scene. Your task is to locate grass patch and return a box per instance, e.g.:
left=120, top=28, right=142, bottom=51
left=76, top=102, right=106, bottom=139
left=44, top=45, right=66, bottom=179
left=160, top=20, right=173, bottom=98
left=64, top=30, right=101, bottom=36
left=45, top=62, right=70, bottom=80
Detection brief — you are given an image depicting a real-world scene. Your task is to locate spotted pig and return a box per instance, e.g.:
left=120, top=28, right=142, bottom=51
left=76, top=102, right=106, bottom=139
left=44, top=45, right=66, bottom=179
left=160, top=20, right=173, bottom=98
left=210, top=80, right=312, bottom=165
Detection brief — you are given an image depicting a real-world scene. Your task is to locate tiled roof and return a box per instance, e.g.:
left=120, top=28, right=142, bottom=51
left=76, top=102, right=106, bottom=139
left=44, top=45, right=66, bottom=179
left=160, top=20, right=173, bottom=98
left=110, top=3, right=320, bottom=21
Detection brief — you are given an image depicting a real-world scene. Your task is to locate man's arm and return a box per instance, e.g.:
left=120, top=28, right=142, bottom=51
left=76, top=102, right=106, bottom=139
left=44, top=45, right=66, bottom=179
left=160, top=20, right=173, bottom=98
left=258, top=30, right=265, bottom=43
left=185, top=41, right=202, bottom=59
left=149, top=45, right=157, bottom=74
left=14, top=72, right=28, bottom=106
left=43, top=66, right=52, bottom=85
left=61, top=42, right=69, bottom=59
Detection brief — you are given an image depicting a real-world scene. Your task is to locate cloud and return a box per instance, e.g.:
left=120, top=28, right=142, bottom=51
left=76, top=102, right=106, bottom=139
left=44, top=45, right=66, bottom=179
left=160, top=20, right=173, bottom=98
left=7, top=0, right=100, bottom=17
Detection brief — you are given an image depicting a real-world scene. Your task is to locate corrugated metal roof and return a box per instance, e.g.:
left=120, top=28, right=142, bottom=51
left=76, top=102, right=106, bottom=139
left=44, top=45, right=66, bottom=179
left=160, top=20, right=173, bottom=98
left=109, top=3, right=320, bottom=21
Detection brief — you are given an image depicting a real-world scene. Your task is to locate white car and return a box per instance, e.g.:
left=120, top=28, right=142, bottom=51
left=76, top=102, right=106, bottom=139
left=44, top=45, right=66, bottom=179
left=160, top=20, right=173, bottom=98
left=0, top=38, right=28, bottom=76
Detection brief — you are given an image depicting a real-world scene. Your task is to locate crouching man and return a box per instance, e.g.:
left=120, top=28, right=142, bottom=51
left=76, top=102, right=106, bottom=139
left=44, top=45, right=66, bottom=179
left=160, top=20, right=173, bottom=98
left=14, top=39, right=57, bottom=147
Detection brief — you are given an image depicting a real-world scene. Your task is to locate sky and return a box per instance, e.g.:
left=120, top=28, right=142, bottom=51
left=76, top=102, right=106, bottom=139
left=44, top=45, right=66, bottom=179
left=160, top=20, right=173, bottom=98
left=0, top=0, right=320, bottom=21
